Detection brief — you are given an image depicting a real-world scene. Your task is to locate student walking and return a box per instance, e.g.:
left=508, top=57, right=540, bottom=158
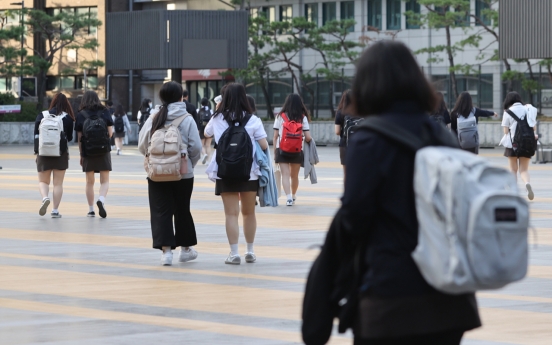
left=34, top=93, right=75, bottom=218
left=500, top=91, right=538, bottom=200
left=138, top=81, right=201, bottom=266
left=273, top=94, right=312, bottom=206
left=303, top=41, right=481, bottom=345
left=137, top=98, right=152, bottom=132
left=430, top=92, right=452, bottom=128
left=76, top=91, right=113, bottom=218
left=451, top=92, right=498, bottom=154
left=204, top=83, right=268, bottom=265
left=334, top=90, right=355, bottom=175
left=112, top=104, right=132, bottom=155
left=197, top=97, right=213, bottom=164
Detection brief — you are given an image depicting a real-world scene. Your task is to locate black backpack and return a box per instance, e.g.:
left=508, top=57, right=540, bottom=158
left=114, top=115, right=125, bottom=133
left=199, top=108, right=212, bottom=127
left=82, top=110, right=111, bottom=156
left=506, top=110, right=537, bottom=158
left=139, top=108, right=151, bottom=131
left=343, top=115, right=363, bottom=146
left=216, top=114, right=253, bottom=181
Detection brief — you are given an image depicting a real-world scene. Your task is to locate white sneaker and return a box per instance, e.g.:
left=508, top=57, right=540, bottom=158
left=526, top=183, right=534, bottom=200
left=161, top=251, right=173, bottom=266
left=117, top=149, right=121, bottom=155
left=179, top=247, right=198, bottom=262
left=244, top=252, right=256, bottom=263
left=39, top=198, right=50, bottom=216
left=225, top=253, right=241, bottom=265
left=202, top=154, right=208, bottom=164
left=286, top=199, right=293, bottom=206
left=51, top=211, right=62, bottom=218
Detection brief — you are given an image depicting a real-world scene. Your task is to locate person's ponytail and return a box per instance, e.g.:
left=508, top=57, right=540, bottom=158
left=151, top=105, right=168, bottom=134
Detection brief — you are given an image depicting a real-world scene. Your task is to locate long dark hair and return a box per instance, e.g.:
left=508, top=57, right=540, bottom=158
left=431, top=92, right=448, bottom=115
left=213, top=83, right=252, bottom=123
left=200, top=97, right=209, bottom=107
left=114, top=104, right=125, bottom=117
left=503, top=91, right=524, bottom=110
left=337, top=89, right=352, bottom=112
left=351, top=41, right=436, bottom=116
left=151, top=81, right=183, bottom=133
left=79, top=90, right=105, bottom=112
left=451, top=92, right=474, bottom=119
left=279, top=93, right=309, bottom=122
left=140, top=98, right=151, bottom=113
left=246, top=95, right=257, bottom=114
left=49, top=93, right=75, bottom=121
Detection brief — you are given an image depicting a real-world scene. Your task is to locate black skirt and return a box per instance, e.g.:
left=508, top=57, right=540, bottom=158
left=113, top=132, right=125, bottom=138
left=82, top=153, right=112, bottom=172
left=339, top=146, right=347, bottom=165
left=504, top=147, right=533, bottom=158
left=215, top=179, right=259, bottom=196
left=36, top=151, right=69, bottom=172
left=275, top=148, right=303, bottom=164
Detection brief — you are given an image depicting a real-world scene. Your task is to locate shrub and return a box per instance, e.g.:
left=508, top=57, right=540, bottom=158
left=0, top=94, right=43, bottom=122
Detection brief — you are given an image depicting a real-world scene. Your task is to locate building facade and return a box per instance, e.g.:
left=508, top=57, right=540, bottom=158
left=244, top=0, right=552, bottom=117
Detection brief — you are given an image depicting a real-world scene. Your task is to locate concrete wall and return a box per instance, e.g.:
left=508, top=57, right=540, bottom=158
left=2, top=122, right=551, bottom=147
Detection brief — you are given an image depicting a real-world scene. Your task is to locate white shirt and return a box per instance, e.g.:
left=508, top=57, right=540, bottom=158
left=499, top=103, right=537, bottom=148
left=272, top=114, right=310, bottom=149
left=204, top=113, right=267, bottom=181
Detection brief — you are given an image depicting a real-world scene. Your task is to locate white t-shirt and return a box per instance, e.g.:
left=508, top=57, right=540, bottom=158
left=499, top=103, right=537, bottom=148
left=273, top=114, right=310, bottom=149
left=204, top=114, right=267, bottom=181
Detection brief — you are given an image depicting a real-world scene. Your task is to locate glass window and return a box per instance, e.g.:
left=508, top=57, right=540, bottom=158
left=305, top=3, right=319, bottom=27
left=280, top=5, right=293, bottom=23
left=0, top=78, right=10, bottom=92
left=340, top=1, right=354, bottom=32
left=405, top=0, right=420, bottom=29
left=46, top=76, right=58, bottom=91
left=322, top=2, right=336, bottom=26
left=261, top=7, right=276, bottom=22
left=475, top=0, right=491, bottom=26
left=386, top=0, right=401, bottom=30
left=367, top=0, right=382, bottom=30
left=60, top=76, right=75, bottom=89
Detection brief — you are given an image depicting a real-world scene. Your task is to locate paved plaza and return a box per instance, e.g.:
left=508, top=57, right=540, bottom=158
left=0, top=145, right=551, bottom=345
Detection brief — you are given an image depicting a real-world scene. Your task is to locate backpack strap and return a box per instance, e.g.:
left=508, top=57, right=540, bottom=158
left=42, top=110, right=51, bottom=118
left=281, top=113, right=289, bottom=123
left=240, top=114, right=252, bottom=127
left=506, top=109, right=521, bottom=122
left=170, top=114, right=189, bottom=128
left=359, top=116, right=458, bottom=152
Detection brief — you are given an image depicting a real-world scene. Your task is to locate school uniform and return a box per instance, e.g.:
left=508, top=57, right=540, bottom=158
left=273, top=114, right=310, bottom=164
left=342, top=103, right=480, bottom=343
left=138, top=102, right=202, bottom=250
left=334, top=110, right=349, bottom=165
left=75, top=107, right=113, bottom=172
left=500, top=103, right=538, bottom=158
left=111, top=114, right=131, bottom=138
left=204, top=113, right=267, bottom=196
left=34, top=108, right=74, bottom=172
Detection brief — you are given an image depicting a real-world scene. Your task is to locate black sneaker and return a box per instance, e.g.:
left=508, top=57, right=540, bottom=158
left=87, top=211, right=95, bottom=217
left=96, top=200, right=107, bottom=218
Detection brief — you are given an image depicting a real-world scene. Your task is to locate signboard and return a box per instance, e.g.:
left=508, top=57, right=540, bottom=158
left=0, top=105, right=22, bottom=114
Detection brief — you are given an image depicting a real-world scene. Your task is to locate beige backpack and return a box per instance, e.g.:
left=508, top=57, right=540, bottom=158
left=145, top=114, right=189, bottom=182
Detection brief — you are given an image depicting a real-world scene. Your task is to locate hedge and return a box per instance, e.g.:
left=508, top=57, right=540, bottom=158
left=0, top=93, right=44, bottom=122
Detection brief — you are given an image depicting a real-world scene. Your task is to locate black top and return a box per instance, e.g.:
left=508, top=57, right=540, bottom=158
left=34, top=108, right=75, bottom=142
left=75, top=107, right=113, bottom=133
left=430, top=108, right=451, bottom=125
left=184, top=100, right=198, bottom=128
left=334, top=110, right=347, bottom=147
left=451, top=107, right=494, bottom=135
left=342, top=106, right=442, bottom=297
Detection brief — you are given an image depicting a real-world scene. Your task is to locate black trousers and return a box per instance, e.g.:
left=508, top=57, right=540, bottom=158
left=148, top=178, right=197, bottom=250
left=354, top=330, right=464, bottom=345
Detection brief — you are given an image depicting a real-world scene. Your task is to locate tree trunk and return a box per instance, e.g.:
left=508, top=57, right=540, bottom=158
left=445, top=26, right=459, bottom=99
left=259, top=71, right=273, bottom=119
left=328, top=81, right=335, bottom=118
left=503, top=58, right=513, bottom=92
left=37, top=69, right=47, bottom=110
left=526, top=59, right=536, bottom=104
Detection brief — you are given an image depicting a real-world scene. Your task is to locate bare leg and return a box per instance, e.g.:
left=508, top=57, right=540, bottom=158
left=279, top=163, right=291, bottom=196
left=204, top=137, right=212, bottom=158
left=508, top=157, right=519, bottom=180
left=99, top=171, right=110, bottom=197
left=52, top=170, right=66, bottom=209
left=85, top=171, right=95, bottom=206
left=240, top=191, right=257, bottom=244
left=290, top=163, right=301, bottom=195
left=115, top=138, right=123, bottom=151
left=221, top=193, right=240, bottom=244
left=518, top=157, right=531, bottom=184
left=38, top=170, right=51, bottom=199
left=201, top=138, right=207, bottom=156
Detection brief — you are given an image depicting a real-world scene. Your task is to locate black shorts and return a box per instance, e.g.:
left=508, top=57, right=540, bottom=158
left=215, top=179, right=259, bottom=196
left=274, top=149, right=303, bottom=164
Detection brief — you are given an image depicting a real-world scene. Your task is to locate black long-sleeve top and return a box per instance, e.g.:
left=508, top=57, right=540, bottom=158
left=451, top=108, right=494, bottom=135
left=34, top=108, right=75, bottom=153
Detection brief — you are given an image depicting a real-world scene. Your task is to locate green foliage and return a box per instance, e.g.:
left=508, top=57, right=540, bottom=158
left=0, top=97, right=42, bottom=122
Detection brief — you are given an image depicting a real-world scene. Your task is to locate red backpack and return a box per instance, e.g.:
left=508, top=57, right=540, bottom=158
left=279, top=113, right=303, bottom=154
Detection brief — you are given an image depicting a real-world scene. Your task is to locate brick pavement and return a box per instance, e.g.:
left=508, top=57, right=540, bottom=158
left=0, top=145, right=551, bottom=345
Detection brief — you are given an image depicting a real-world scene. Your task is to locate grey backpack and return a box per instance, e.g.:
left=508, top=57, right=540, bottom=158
left=457, top=108, right=479, bottom=149
left=361, top=118, right=529, bottom=294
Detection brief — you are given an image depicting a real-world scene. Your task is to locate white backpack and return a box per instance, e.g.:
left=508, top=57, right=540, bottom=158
left=457, top=108, right=479, bottom=150
left=361, top=118, right=529, bottom=294
left=144, top=114, right=188, bottom=182
left=39, top=110, right=66, bottom=157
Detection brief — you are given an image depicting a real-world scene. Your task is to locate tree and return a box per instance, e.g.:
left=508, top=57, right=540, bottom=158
left=0, top=11, right=34, bottom=90
left=406, top=0, right=472, bottom=99
left=21, top=8, right=103, bottom=107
